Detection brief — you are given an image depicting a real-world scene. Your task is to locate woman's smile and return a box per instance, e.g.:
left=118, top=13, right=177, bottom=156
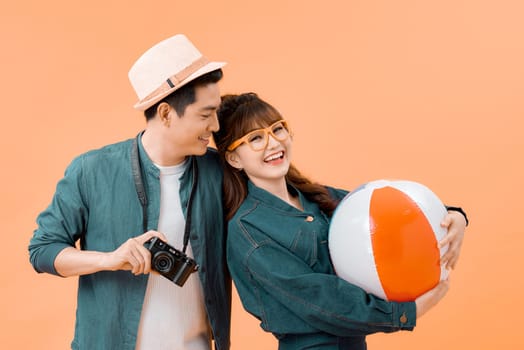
left=263, top=151, right=285, bottom=165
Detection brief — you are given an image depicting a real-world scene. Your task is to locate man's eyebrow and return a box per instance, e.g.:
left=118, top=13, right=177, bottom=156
left=199, top=105, right=219, bottom=111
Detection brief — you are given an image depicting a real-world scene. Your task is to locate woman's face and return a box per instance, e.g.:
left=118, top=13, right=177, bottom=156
left=226, top=120, right=293, bottom=188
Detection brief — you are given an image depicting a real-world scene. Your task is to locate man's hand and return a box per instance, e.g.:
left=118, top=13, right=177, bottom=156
left=104, top=230, right=167, bottom=275
left=54, top=230, right=167, bottom=277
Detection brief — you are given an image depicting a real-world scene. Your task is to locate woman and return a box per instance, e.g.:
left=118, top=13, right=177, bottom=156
left=213, top=92, right=467, bottom=349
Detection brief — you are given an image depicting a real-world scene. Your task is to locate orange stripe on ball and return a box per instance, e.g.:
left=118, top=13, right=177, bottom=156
left=370, top=186, right=441, bottom=301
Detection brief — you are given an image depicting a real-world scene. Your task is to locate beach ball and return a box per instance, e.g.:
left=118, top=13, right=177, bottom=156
left=328, top=180, right=449, bottom=302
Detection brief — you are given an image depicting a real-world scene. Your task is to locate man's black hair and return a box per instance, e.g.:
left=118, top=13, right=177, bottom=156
left=144, top=69, right=223, bottom=121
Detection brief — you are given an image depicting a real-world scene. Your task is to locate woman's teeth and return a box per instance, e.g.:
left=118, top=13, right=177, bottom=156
left=264, top=151, right=284, bottom=162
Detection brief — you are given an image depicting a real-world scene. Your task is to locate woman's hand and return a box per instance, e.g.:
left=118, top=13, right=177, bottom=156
left=438, top=211, right=467, bottom=270
left=415, top=279, right=450, bottom=319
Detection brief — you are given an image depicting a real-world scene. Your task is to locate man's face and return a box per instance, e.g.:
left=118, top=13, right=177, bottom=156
left=167, top=82, right=221, bottom=157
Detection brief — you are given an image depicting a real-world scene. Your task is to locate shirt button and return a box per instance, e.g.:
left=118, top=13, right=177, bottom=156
left=400, top=312, right=408, bottom=324
left=305, top=216, right=314, bottom=222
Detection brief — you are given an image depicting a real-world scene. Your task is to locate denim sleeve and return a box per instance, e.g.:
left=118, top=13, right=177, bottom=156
left=28, top=156, right=88, bottom=275
left=325, top=186, right=349, bottom=202
left=243, top=240, right=416, bottom=337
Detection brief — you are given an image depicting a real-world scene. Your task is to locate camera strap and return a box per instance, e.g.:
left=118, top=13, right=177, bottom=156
left=131, top=134, right=197, bottom=253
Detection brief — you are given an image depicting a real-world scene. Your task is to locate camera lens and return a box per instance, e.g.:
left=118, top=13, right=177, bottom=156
left=153, top=251, right=174, bottom=273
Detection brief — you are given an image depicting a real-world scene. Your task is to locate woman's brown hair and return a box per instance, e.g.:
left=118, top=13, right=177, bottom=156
left=214, top=92, right=339, bottom=220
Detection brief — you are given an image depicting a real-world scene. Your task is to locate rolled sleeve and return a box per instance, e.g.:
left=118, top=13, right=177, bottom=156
left=28, top=157, right=88, bottom=275
left=29, top=241, right=70, bottom=275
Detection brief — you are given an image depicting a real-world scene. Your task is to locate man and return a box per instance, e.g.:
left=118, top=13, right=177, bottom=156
left=28, top=34, right=231, bottom=350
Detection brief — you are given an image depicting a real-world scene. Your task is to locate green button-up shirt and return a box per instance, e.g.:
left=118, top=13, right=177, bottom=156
left=29, top=134, right=231, bottom=350
left=227, top=181, right=416, bottom=349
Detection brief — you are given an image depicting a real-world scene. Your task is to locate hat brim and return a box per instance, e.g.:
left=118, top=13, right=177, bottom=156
left=133, top=61, right=226, bottom=111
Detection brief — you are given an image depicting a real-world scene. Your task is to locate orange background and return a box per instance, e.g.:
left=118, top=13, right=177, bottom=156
left=1, top=0, right=523, bottom=348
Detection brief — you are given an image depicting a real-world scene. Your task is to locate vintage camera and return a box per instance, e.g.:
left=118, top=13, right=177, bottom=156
left=144, top=237, right=199, bottom=287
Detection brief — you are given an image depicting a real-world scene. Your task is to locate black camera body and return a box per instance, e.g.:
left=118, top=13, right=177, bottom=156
left=144, top=237, right=199, bottom=287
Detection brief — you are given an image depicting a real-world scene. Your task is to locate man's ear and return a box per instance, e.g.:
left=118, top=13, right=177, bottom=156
left=226, top=151, right=243, bottom=170
left=157, top=102, right=173, bottom=127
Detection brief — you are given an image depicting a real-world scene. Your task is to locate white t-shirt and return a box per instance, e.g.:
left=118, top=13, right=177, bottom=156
left=136, top=160, right=211, bottom=350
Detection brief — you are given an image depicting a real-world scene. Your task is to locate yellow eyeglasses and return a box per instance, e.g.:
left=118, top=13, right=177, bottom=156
left=227, top=120, right=290, bottom=152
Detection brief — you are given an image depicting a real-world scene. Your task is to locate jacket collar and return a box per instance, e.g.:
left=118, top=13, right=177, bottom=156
left=136, top=131, right=195, bottom=180
left=137, top=131, right=160, bottom=178
left=247, top=180, right=319, bottom=214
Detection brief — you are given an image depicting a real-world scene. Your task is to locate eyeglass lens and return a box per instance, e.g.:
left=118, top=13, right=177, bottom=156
left=248, top=121, right=289, bottom=151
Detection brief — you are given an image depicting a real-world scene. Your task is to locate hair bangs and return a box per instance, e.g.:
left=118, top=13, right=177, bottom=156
left=231, top=100, right=283, bottom=141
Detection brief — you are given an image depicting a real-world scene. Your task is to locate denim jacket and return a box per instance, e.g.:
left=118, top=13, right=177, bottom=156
left=28, top=134, right=231, bottom=350
left=227, top=181, right=416, bottom=346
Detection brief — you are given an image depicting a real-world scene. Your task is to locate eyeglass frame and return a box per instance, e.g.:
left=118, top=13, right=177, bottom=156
left=227, top=120, right=291, bottom=152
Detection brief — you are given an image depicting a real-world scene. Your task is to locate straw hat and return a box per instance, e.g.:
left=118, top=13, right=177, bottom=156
left=128, top=34, right=226, bottom=111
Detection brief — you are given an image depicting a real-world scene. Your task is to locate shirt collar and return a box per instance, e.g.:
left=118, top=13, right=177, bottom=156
left=246, top=180, right=319, bottom=215
left=137, top=131, right=160, bottom=178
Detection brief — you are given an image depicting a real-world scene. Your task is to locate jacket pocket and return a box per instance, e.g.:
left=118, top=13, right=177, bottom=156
left=290, top=229, right=318, bottom=267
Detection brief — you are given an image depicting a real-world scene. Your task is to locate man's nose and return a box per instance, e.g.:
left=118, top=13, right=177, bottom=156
left=209, top=113, right=219, bottom=132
